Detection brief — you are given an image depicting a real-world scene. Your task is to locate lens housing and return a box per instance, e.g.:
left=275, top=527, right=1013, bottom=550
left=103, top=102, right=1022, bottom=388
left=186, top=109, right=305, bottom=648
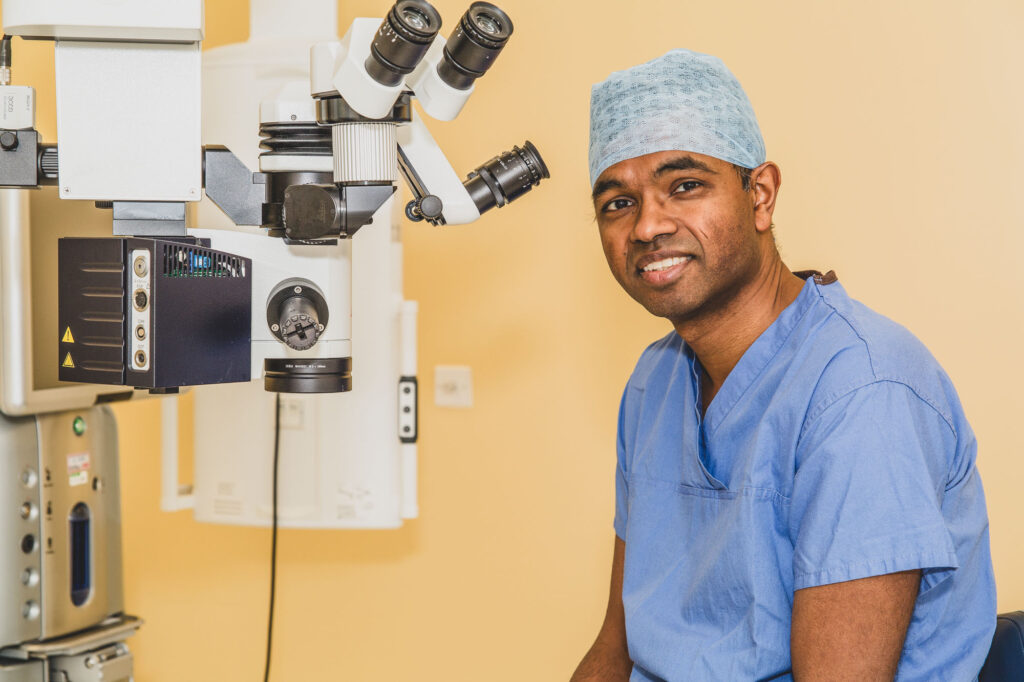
left=365, top=0, right=443, bottom=87
left=463, top=140, right=549, bottom=214
left=437, top=2, right=514, bottom=90
left=265, top=357, right=352, bottom=393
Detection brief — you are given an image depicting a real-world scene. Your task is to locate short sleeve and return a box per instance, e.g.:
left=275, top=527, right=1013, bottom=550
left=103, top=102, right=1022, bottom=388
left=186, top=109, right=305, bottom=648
left=614, top=385, right=631, bottom=539
left=791, top=381, right=960, bottom=591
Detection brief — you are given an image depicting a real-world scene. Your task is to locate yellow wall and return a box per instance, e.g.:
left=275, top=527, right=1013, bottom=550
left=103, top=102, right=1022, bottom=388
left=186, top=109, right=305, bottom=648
left=6, top=0, right=1024, bottom=679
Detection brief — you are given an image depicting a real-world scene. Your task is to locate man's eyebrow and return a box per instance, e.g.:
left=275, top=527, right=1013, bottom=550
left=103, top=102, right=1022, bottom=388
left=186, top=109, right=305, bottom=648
left=592, top=178, right=625, bottom=201
left=654, top=155, right=717, bottom=176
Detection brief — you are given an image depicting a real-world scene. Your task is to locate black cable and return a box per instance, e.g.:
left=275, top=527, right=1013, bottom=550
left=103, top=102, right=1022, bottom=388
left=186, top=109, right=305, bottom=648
left=0, top=35, right=11, bottom=69
left=1, top=35, right=12, bottom=84
left=263, top=393, right=281, bottom=682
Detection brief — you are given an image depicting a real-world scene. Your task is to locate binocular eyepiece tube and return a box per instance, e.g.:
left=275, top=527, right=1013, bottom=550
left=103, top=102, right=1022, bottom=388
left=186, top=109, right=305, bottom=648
left=365, top=0, right=443, bottom=87
left=367, top=1, right=515, bottom=91
left=438, top=2, right=514, bottom=90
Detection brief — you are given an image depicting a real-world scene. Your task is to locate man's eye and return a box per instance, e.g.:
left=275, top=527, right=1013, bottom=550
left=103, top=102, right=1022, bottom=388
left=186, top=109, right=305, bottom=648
left=673, top=181, right=702, bottom=194
left=602, top=198, right=634, bottom=213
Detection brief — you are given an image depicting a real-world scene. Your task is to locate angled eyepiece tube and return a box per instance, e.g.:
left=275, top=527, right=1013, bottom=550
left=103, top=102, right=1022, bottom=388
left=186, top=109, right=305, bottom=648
left=463, top=140, right=549, bottom=214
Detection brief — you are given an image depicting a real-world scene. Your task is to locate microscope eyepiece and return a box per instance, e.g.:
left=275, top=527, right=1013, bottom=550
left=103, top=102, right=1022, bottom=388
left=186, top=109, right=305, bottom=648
left=365, top=0, right=443, bottom=87
left=437, top=2, right=514, bottom=90
left=463, top=140, right=549, bottom=215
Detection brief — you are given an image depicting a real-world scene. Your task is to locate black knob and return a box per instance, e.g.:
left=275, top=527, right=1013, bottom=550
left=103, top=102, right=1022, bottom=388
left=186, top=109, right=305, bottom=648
left=0, top=131, right=18, bottom=151
left=418, top=195, right=443, bottom=218
left=405, top=195, right=444, bottom=222
left=267, top=282, right=330, bottom=352
left=278, top=295, right=322, bottom=351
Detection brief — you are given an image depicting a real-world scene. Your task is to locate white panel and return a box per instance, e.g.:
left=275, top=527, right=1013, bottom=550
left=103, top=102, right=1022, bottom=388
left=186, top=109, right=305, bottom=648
left=54, top=41, right=202, bottom=202
left=190, top=202, right=406, bottom=529
left=2, top=0, right=203, bottom=42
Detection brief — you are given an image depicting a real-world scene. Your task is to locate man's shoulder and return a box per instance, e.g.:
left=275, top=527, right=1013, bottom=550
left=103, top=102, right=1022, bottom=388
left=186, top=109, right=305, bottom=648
left=812, top=282, right=941, bottom=379
left=804, top=281, right=958, bottom=421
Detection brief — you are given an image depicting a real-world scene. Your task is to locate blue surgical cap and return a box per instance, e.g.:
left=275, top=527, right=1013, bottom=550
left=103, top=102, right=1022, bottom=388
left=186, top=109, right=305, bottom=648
left=588, top=49, right=766, bottom=186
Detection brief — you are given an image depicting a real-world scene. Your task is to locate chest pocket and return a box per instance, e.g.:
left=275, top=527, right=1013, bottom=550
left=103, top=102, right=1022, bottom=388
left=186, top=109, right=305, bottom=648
left=621, top=475, right=794, bottom=680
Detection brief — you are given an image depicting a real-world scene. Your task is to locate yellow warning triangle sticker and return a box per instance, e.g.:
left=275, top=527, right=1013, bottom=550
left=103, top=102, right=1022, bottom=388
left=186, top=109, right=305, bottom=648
left=61, top=326, right=75, bottom=343
left=61, top=353, right=75, bottom=369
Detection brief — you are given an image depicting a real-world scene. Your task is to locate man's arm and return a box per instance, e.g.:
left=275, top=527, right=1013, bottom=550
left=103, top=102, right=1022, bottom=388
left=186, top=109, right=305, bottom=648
left=571, top=537, right=632, bottom=682
left=791, top=569, right=921, bottom=681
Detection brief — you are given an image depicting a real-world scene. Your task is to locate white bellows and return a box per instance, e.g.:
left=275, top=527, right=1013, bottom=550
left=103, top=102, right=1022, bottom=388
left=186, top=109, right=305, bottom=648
left=333, top=123, right=398, bottom=183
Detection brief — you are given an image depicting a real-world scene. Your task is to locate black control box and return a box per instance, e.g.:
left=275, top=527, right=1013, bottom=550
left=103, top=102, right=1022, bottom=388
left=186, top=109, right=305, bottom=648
left=58, top=237, right=252, bottom=390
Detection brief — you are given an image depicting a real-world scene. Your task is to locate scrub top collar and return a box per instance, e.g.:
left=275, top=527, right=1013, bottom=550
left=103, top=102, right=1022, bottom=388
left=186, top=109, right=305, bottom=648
left=686, top=272, right=837, bottom=438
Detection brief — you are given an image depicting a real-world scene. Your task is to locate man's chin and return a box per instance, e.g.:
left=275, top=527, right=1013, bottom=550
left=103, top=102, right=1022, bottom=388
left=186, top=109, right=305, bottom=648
left=634, top=294, right=698, bottom=322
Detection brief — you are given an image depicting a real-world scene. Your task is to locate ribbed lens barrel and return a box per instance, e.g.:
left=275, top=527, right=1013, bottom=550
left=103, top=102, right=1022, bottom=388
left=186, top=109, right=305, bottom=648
left=332, top=123, right=397, bottom=184
left=463, top=140, right=549, bottom=214
left=365, top=0, right=442, bottom=87
left=437, top=2, right=513, bottom=90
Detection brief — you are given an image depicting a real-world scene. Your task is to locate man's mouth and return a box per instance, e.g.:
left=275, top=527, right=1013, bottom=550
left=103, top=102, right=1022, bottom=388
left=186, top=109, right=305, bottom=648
left=640, top=256, right=692, bottom=273
left=633, top=252, right=694, bottom=286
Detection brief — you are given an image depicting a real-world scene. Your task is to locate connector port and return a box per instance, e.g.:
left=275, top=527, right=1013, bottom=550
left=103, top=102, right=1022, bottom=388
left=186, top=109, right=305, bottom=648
left=133, top=289, right=148, bottom=311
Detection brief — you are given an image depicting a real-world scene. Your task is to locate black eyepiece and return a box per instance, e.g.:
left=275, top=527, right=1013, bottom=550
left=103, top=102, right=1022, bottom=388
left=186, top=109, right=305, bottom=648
left=365, top=0, right=442, bottom=87
left=463, top=140, right=549, bottom=214
left=437, top=2, right=514, bottom=90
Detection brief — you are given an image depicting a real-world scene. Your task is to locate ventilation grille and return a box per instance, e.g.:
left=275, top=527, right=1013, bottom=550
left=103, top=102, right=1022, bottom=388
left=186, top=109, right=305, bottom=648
left=162, top=244, right=245, bottom=278
left=213, top=498, right=243, bottom=517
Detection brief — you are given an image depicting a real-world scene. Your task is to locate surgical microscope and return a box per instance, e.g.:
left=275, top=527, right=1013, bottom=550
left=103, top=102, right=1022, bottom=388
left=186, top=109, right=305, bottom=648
left=0, top=1, right=548, bottom=679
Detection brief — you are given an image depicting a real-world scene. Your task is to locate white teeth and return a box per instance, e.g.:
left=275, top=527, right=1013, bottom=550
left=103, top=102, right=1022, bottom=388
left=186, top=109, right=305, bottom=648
left=642, top=256, right=689, bottom=272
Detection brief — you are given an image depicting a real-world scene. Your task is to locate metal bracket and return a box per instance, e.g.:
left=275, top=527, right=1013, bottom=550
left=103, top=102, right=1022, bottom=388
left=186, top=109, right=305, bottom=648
left=202, top=145, right=267, bottom=227
left=398, top=376, right=418, bottom=443
left=111, top=201, right=186, bottom=236
left=0, top=128, right=39, bottom=188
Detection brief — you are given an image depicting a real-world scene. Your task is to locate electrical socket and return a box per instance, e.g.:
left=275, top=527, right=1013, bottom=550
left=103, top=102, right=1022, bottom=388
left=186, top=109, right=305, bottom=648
left=434, top=365, right=472, bottom=408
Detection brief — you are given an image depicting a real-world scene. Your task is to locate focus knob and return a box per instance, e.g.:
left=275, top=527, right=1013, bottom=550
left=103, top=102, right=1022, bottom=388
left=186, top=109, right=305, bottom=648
left=278, top=296, right=322, bottom=351
left=405, top=195, right=444, bottom=222
left=267, top=282, right=329, bottom=352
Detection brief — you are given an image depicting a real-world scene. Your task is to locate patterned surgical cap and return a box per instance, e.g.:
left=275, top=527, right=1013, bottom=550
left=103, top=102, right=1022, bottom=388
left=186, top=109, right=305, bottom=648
left=588, top=49, right=765, bottom=186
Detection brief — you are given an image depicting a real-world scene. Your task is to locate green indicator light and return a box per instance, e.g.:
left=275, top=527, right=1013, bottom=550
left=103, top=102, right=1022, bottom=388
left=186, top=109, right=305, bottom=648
left=72, top=417, right=86, bottom=436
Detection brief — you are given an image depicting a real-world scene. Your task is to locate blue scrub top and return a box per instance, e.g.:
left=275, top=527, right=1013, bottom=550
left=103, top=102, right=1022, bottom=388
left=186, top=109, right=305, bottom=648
left=615, top=273, right=995, bottom=681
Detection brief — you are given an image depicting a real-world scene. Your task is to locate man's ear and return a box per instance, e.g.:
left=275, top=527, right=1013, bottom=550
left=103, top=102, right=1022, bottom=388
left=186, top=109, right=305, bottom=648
left=750, top=161, right=781, bottom=234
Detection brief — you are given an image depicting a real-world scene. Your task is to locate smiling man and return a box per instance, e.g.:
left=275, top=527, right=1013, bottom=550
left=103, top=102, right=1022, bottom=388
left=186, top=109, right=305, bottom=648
left=571, top=50, right=996, bottom=682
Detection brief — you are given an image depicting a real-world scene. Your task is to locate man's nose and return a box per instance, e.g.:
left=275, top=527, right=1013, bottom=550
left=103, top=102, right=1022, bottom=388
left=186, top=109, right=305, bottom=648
left=631, top=199, right=677, bottom=243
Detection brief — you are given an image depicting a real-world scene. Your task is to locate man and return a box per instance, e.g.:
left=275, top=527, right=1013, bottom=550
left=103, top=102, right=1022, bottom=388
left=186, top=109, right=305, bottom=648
left=572, top=50, right=996, bottom=681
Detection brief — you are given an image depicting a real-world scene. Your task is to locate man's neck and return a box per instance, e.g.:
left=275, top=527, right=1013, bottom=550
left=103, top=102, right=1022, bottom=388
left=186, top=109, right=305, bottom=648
left=675, top=258, right=805, bottom=411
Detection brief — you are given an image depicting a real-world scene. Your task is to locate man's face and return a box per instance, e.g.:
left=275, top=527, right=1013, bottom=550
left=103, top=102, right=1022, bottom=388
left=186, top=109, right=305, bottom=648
left=592, top=150, right=763, bottom=325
